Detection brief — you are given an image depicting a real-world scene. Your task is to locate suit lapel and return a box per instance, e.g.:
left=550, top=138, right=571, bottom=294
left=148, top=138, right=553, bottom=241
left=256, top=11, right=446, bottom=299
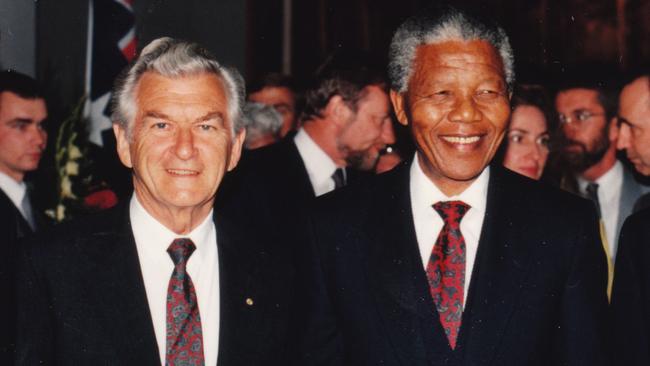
left=80, top=206, right=160, bottom=364
left=459, top=167, right=533, bottom=365
left=215, top=195, right=280, bottom=365
left=361, top=163, right=448, bottom=365
left=283, top=139, right=317, bottom=197
left=0, top=189, right=32, bottom=239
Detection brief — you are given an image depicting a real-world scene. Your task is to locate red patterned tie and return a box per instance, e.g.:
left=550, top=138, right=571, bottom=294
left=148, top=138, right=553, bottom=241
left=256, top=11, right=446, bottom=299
left=166, top=238, right=205, bottom=365
left=426, top=201, right=470, bottom=350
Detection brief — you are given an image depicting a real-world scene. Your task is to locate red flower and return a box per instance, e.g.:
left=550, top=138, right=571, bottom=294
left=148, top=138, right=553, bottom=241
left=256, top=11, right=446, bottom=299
left=84, top=189, right=118, bottom=210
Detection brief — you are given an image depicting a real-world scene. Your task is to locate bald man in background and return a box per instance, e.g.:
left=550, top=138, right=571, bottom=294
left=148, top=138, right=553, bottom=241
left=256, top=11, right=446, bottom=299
left=611, top=74, right=650, bottom=366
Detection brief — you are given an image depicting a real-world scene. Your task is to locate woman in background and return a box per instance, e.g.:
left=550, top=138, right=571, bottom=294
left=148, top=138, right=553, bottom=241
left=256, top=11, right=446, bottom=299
left=501, top=84, right=555, bottom=180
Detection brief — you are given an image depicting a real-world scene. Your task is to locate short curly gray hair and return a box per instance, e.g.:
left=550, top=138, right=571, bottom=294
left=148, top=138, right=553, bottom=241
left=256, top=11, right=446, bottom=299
left=388, top=6, right=515, bottom=94
left=111, top=37, right=245, bottom=137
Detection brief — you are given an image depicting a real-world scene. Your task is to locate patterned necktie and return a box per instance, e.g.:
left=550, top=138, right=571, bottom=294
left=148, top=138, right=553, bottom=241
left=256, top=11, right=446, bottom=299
left=331, top=168, right=346, bottom=189
left=426, top=200, right=470, bottom=350
left=166, top=238, right=205, bottom=366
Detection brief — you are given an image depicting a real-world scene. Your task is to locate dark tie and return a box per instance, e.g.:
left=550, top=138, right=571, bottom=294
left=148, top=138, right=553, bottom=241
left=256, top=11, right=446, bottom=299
left=426, top=201, right=470, bottom=350
left=166, top=238, right=205, bottom=365
left=331, top=168, right=346, bottom=189
left=585, top=182, right=602, bottom=218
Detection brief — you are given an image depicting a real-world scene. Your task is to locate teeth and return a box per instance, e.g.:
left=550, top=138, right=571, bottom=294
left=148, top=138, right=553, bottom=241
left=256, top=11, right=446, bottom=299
left=442, top=136, right=481, bottom=144
left=167, top=169, right=198, bottom=176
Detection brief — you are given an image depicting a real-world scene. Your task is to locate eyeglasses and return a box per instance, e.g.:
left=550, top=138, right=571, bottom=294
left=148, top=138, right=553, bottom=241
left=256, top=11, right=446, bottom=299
left=558, top=109, right=605, bottom=126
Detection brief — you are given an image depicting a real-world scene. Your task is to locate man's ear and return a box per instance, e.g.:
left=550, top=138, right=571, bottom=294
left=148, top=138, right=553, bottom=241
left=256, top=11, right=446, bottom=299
left=390, top=90, right=409, bottom=126
left=324, top=95, right=352, bottom=127
left=227, top=128, right=246, bottom=171
left=608, top=116, right=619, bottom=142
left=113, top=123, right=133, bottom=168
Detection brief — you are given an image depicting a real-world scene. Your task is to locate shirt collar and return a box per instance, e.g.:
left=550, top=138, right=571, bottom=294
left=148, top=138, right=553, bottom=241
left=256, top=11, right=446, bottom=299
left=294, top=128, right=339, bottom=185
left=129, top=194, right=214, bottom=257
left=0, top=171, right=27, bottom=209
left=410, top=152, right=489, bottom=213
left=577, top=160, right=623, bottom=198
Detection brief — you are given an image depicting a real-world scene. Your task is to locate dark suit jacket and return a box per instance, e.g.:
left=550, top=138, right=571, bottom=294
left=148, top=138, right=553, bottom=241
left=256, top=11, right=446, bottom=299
left=611, top=207, right=650, bottom=365
left=16, top=185, right=301, bottom=365
left=0, top=189, right=34, bottom=365
left=297, top=162, right=611, bottom=366
left=231, top=136, right=372, bottom=220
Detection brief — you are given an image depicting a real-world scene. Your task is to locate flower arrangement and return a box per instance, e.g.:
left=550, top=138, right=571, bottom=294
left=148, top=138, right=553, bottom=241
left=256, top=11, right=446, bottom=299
left=45, top=98, right=118, bottom=222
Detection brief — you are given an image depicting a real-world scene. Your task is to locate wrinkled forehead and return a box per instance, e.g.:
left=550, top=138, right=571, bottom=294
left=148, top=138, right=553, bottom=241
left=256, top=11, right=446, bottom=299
left=410, top=40, right=507, bottom=84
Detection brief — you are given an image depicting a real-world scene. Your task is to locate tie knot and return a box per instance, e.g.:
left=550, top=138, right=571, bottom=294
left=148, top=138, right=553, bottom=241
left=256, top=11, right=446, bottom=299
left=585, top=182, right=599, bottom=198
left=167, top=238, right=196, bottom=267
left=332, top=168, right=346, bottom=189
left=433, top=200, right=471, bottom=227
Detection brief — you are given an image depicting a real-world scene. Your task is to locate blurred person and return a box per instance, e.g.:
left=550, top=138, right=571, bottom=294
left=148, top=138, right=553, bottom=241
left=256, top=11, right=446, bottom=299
left=296, top=6, right=609, bottom=365
left=242, top=101, right=283, bottom=149
left=0, top=70, right=47, bottom=364
left=555, top=75, right=647, bottom=279
left=501, top=85, right=552, bottom=180
left=16, top=38, right=301, bottom=365
left=611, top=74, right=650, bottom=366
left=248, top=73, right=298, bottom=137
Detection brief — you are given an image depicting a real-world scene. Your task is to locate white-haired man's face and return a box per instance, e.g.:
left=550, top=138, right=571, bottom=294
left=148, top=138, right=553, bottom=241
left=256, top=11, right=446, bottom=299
left=114, top=71, right=244, bottom=223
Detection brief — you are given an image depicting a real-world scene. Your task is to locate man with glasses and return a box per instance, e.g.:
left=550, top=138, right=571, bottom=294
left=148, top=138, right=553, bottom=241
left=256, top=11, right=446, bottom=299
left=555, top=76, right=647, bottom=291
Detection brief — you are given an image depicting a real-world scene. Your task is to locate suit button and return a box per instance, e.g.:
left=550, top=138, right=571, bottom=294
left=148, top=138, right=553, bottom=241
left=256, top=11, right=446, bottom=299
left=245, top=298, right=254, bottom=306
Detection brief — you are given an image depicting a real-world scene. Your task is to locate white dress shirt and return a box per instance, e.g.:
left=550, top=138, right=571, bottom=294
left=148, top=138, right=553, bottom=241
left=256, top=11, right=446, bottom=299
left=409, top=155, right=489, bottom=306
left=294, top=128, right=343, bottom=196
left=0, top=171, right=33, bottom=226
left=578, top=160, right=623, bottom=260
left=130, top=195, right=220, bottom=366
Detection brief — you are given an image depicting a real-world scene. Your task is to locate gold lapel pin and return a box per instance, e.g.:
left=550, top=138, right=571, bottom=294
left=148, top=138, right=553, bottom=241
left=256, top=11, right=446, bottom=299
left=245, top=297, right=254, bottom=306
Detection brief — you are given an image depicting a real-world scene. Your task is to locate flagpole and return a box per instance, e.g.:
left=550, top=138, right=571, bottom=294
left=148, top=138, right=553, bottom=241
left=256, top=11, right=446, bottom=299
left=83, top=0, right=94, bottom=117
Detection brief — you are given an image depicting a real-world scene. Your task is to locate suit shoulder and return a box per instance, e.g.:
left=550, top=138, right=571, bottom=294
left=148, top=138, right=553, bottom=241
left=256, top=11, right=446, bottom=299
left=26, top=205, right=126, bottom=254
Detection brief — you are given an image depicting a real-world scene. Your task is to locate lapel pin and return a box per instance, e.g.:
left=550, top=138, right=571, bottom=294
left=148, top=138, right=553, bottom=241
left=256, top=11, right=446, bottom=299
left=245, top=297, right=254, bottom=306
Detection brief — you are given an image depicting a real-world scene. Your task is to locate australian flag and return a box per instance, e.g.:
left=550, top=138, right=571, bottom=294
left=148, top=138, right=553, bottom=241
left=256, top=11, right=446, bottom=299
left=84, top=0, right=137, bottom=146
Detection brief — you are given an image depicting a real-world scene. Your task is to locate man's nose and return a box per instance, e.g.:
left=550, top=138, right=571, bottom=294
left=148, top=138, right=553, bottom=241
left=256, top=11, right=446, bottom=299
left=380, top=119, right=396, bottom=145
left=448, top=96, right=481, bottom=123
left=616, top=124, right=631, bottom=150
left=174, top=128, right=196, bottom=159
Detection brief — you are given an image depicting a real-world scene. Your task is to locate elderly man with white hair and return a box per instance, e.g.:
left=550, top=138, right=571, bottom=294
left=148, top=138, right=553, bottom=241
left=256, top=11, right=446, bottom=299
left=16, top=38, right=301, bottom=366
left=296, top=5, right=610, bottom=366
left=242, top=101, right=284, bottom=149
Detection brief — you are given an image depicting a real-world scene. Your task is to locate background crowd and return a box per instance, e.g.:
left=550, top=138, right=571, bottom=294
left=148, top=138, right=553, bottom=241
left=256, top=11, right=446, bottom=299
left=1, top=1, right=650, bottom=365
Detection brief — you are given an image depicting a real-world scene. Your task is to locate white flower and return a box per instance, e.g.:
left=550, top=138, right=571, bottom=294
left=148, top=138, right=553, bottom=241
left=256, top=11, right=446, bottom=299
left=65, top=161, right=79, bottom=176
left=56, top=204, right=66, bottom=221
left=61, top=176, right=77, bottom=199
left=68, top=145, right=82, bottom=159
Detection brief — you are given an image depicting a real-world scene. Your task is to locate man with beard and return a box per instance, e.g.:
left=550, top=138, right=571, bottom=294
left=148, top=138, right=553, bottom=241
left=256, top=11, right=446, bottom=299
left=555, top=78, right=647, bottom=294
left=227, top=65, right=394, bottom=225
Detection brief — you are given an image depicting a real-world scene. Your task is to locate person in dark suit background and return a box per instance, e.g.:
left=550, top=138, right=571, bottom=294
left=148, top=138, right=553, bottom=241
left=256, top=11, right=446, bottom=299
left=296, top=6, right=610, bottom=365
left=0, top=70, right=48, bottom=364
left=611, top=74, right=650, bottom=365
left=16, top=38, right=300, bottom=365
left=228, top=63, right=396, bottom=230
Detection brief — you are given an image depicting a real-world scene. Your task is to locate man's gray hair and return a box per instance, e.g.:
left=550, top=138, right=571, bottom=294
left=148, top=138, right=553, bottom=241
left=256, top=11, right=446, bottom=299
left=388, top=6, right=515, bottom=94
left=111, top=37, right=246, bottom=135
left=242, top=102, right=283, bottom=147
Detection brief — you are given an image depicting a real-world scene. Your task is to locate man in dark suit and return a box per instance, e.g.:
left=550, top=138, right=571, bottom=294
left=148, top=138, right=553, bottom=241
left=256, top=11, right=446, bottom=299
left=231, top=64, right=395, bottom=222
left=554, top=72, right=649, bottom=296
left=0, top=70, right=48, bottom=364
left=296, top=7, right=610, bottom=366
left=611, top=74, right=650, bottom=365
left=16, top=38, right=300, bottom=365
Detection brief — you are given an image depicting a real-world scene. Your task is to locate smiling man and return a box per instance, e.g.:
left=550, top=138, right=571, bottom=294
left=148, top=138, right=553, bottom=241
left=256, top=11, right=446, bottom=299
left=297, top=6, right=610, bottom=366
left=17, top=38, right=300, bottom=366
